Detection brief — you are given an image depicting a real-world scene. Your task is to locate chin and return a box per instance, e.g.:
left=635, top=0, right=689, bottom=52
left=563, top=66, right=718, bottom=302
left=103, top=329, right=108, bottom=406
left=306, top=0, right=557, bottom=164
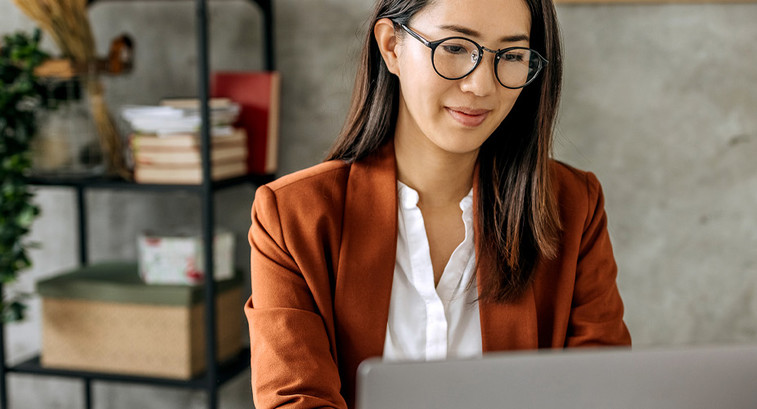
left=431, top=134, right=488, bottom=156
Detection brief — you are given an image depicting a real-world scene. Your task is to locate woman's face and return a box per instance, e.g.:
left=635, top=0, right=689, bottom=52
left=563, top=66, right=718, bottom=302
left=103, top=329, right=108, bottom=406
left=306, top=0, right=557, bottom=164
left=391, top=0, right=532, bottom=157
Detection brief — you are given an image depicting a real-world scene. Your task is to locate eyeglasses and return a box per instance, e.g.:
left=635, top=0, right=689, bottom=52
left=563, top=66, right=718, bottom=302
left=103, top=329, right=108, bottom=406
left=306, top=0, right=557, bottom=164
left=396, top=23, right=548, bottom=89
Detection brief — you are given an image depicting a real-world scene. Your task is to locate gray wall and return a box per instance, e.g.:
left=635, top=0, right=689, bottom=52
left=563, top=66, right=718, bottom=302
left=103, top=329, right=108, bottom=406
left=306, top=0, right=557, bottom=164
left=2, top=0, right=756, bottom=407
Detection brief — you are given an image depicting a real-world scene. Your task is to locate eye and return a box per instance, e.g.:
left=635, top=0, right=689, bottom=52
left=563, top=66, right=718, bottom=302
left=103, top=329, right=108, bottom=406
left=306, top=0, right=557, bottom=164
left=441, top=44, right=468, bottom=55
left=501, top=50, right=527, bottom=63
left=437, top=38, right=477, bottom=57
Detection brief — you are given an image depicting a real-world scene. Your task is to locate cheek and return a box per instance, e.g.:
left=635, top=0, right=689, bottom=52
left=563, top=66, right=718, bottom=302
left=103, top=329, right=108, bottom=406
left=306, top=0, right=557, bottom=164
left=496, top=89, right=524, bottom=120
left=397, top=46, right=448, bottom=103
left=398, top=63, right=448, bottom=118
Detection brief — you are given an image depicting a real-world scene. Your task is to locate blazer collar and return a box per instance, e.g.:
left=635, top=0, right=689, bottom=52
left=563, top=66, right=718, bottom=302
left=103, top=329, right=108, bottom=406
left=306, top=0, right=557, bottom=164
left=336, top=141, right=539, bottom=364
left=335, top=140, right=398, bottom=360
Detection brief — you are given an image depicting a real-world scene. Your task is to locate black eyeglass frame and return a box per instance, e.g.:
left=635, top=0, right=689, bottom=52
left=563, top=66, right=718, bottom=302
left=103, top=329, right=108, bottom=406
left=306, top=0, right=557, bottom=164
left=395, top=22, right=549, bottom=90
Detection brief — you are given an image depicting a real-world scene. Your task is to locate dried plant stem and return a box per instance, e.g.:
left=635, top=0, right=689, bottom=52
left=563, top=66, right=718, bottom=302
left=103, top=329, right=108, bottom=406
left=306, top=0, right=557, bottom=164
left=12, top=0, right=130, bottom=179
left=86, top=77, right=130, bottom=179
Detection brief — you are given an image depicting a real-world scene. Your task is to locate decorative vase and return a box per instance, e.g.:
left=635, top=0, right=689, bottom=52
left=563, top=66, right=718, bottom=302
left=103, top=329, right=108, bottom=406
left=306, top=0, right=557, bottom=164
left=31, top=76, right=105, bottom=176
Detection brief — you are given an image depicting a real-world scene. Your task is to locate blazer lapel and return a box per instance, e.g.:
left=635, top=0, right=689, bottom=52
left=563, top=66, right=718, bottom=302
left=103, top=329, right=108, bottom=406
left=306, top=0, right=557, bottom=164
left=334, top=141, right=397, bottom=364
left=473, top=173, right=539, bottom=352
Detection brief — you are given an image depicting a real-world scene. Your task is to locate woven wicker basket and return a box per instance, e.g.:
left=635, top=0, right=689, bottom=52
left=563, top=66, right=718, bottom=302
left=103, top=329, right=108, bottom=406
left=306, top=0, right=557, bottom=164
left=38, top=262, right=243, bottom=379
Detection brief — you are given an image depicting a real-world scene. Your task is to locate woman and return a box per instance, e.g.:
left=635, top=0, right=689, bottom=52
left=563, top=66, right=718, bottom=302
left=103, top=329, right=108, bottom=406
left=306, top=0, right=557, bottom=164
left=245, top=0, right=631, bottom=407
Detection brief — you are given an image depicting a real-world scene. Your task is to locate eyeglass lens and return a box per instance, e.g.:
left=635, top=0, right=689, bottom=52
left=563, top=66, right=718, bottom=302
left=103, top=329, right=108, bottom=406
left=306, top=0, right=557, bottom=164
left=433, top=38, right=540, bottom=88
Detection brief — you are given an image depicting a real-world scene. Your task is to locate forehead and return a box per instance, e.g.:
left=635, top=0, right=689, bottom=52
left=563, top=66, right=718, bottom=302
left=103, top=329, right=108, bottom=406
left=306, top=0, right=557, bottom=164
left=413, top=0, right=532, bottom=41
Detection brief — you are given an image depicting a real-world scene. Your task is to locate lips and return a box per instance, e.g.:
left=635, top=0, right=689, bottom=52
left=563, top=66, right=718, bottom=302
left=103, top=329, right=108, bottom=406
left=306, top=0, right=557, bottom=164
left=445, top=106, right=490, bottom=127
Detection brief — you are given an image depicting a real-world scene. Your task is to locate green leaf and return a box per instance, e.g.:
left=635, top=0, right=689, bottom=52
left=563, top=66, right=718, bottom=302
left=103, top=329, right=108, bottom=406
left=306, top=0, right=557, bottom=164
left=0, top=29, right=46, bottom=318
left=2, top=300, right=27, bottom=323
left=16, top=202, right=38, bottom=228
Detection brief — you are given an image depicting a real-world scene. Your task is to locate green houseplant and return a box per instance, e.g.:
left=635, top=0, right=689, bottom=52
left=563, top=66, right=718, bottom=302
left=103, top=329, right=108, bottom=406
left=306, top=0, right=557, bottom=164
left=0, top=29, right=49, bottom=322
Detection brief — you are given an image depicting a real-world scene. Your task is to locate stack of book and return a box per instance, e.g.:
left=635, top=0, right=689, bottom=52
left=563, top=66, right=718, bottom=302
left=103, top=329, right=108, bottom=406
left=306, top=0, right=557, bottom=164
left=130, top=128, right=248, bottom=184
left=122, top=98, right=248, bottom=184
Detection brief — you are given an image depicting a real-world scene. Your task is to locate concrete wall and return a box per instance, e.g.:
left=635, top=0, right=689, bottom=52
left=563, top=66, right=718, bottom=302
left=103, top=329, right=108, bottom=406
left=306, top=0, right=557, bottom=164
left=1, top=0, right=756, bottom=407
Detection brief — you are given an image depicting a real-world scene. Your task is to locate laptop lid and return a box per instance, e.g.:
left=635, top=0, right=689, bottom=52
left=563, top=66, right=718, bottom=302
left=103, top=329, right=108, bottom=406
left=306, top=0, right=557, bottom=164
left=356, top=344, right=757, bottom=409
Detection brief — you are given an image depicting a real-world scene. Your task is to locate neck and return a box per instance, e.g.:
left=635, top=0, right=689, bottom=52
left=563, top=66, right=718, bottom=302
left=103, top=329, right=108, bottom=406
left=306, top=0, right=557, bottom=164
left=394, top=133, right=477, bottom=209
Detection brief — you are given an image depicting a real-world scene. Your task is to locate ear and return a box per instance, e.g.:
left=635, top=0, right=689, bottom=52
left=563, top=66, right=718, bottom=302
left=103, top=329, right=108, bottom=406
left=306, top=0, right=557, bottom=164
left=374, top=18, right=401, bottom=76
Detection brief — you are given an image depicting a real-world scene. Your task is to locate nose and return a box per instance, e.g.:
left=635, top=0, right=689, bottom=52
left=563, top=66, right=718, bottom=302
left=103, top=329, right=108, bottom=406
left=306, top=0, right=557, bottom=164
left=458, top=51, right=498, bottom=97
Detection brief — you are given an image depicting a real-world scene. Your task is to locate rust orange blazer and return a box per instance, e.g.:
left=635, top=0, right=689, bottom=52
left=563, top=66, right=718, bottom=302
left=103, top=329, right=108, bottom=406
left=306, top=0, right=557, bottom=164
left=245, top=141, right=631, bottom=409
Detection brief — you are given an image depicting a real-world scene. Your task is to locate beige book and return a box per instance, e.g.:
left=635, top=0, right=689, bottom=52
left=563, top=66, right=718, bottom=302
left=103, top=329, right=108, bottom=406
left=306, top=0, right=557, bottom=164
left=159, top=98, right=234, bottom=109
left=134, top=144, right=247, bottom=166
left=134, top=161, right=247, bottom=184
left=130, top=128, right=246, bottom=150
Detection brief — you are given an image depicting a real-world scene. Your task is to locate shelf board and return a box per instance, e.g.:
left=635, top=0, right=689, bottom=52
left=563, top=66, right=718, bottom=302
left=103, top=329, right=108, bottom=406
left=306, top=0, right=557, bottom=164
left=8, top=347, right=251, bottom=389
left=26, top=173, right=275, bottom=192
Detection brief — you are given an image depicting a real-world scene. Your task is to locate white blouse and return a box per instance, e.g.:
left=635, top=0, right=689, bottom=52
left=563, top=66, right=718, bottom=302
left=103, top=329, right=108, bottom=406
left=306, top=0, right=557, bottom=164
left=382, top=181, right=482, bottom=362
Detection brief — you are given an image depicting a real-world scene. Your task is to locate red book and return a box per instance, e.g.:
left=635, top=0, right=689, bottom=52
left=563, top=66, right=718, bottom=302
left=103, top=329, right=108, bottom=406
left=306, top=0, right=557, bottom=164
left=211, top=71, right=280, bottom=175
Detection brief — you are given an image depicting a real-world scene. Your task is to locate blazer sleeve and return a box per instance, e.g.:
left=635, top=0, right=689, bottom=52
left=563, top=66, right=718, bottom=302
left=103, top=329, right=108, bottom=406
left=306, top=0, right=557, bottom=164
left=565, top=172, right=632, bottom=347
left=245, top=185, right=347, bottom=409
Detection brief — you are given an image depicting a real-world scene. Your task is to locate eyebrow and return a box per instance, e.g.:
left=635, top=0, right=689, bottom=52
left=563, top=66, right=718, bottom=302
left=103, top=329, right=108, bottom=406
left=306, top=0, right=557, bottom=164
left=438, top=24, right=530, bottom=43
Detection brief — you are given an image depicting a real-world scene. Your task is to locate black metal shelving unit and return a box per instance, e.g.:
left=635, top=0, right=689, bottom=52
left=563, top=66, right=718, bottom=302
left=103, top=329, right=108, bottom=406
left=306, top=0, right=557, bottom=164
left=0, top=1, right=275, bottom=408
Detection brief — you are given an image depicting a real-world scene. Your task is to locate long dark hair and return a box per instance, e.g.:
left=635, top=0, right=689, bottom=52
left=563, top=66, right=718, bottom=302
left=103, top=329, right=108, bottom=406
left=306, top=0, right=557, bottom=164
left=326, top=0, right=563, bottom=303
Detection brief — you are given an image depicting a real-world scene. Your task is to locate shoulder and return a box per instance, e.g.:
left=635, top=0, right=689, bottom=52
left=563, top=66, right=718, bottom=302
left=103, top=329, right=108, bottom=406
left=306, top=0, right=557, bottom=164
left=255, top=160, right=351, bottom=205
left=549, top=159, right=606, bottom=229
left=550, top=159, right=601, bottom=193
left=550, top=159, right=603, bottom=200
left=252, top=160, right=352, bottom=232
left=264, top=160, right=351, bottom=194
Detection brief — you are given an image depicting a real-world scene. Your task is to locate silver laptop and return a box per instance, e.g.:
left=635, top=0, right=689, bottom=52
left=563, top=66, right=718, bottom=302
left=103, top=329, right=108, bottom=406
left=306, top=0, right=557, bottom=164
left=356, top=344, right=757, bottom=409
